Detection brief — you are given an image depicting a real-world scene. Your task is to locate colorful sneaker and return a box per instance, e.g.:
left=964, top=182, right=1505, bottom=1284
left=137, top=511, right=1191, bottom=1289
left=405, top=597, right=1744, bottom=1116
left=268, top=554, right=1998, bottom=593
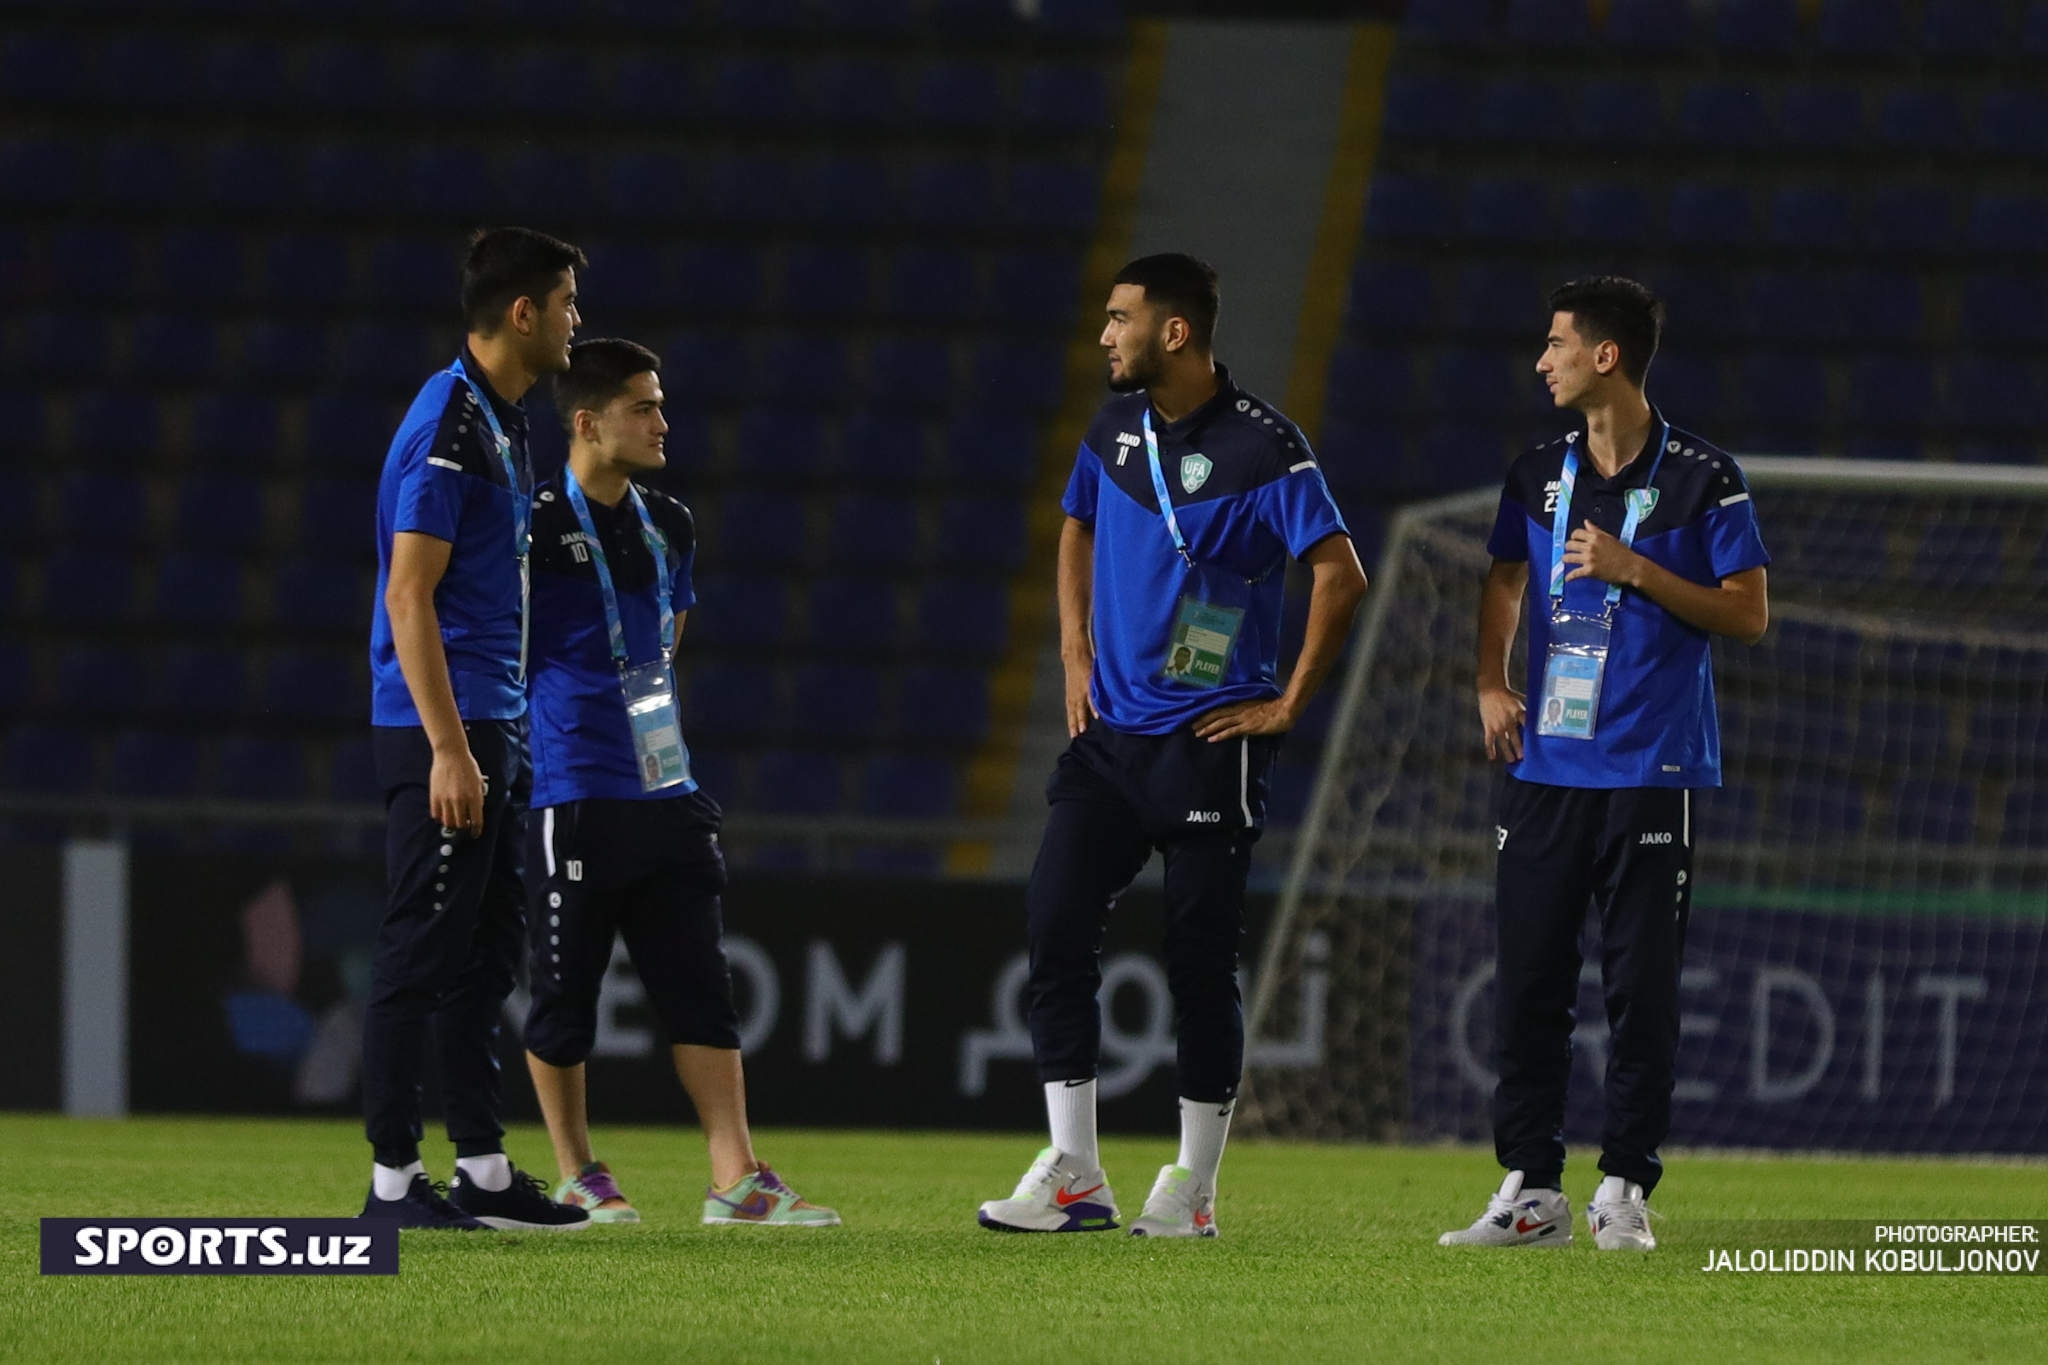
left=1127, top=1164, right=1218, bottom=1239
left=1437, top=1171, right=1571, bottom=1247
left=358, top=1174, right=487, bottom=1230
left=1587, top=1175, right=1656, bottom=1251
left=554, top=1161, right=640, bottom=1225
left=702, top=1162, right=840, bottom=1227
left=976, top=1147, right=1119, bottom=1233
left=449, top=1167, right=593, bottom=1232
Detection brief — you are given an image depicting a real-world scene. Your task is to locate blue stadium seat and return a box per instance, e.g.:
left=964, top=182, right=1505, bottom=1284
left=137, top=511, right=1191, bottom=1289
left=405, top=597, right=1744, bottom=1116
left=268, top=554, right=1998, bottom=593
left=899, top=667, right=990, bottom=743
left=604, top=151, right=699, bottom=220
left=1839, top=272, right=1923, bottom=341
left=405, top=144, right=497, bottom=218
left=1414, top=424, right=1510, bottom=494
left=276, top=559, right=367, bottom=630
left=1791, top=521, right=1893, bottom=587
left=1867, top=186, right=1954, bottom=252
left=1769, top=781, right=1866, bottom=838
left=1452, top=266, right=1541, bottom=336
left=97, top=32, right=192, bottom=106
left=814, top=61, right=899, bottom=128
left=860, top=755, right=958, bottom=818
left=609, top=54, right=695, bottom=122
left=939, top=415, right=1039, bottom=489
left=337, top=322, right=437, bottom=390
left=1947, top=358, right=2047, bottom=429
left=127, top=314, right=219, bottom=385
left=908, top=160, right=996, bottom=228
left=687, top=575, right=790, bottom=648
left=1978, top=90, right=2048, bottom=156
left=301, top=142, right=401, bottom=213
left=2026, top=0, right=2048, bottom=52
left=157, top=228, right=247, bottom=304
left=672, top=245, right=764, bottom=313
left=918, top=580, right=1010, bottom=657
left=1958, top=275, right=2048, bottom=344
left=1913, top=521, right=2007, bottom=588
left=1698, top=786, right=1760, bottom=842
left=1007, top=161, right=1099, bottom=234
left=685, top=663, right=781, bottom=739
left=1347, top=263, right=1436, bottom=331
left=55, top=645, right=143, bottom=714
left=0, top=387, right=47, bottom=458
left=840, top=412, right=932, bottom=486
left=0, top=29, right=85, bottom=105
left=191, top=393, right=281, bottom=463
left=733, top=409, right=829, bottom=479
left=505, top=52, right=593, bottom=113
left=1606, top=0, right=1695, bottom=50
left=831, top=495, right=924, bottom=569
left=1769, top=186, right=1856, bottom=250
left=58, top=472, right=148, bottom=546
left=2002, top=786, right=2048, bottom=847
left=1036, top=0, right=1121, bottom=31
left=1966, top=193, right=2048, bottom=254
left=1713, top=0, right=1801, bottom=52
left=98, top=137, right=183, bottom=210
left=1326, top=346, right=1418, bottom=417
left=1649, top=353, right=1727, bottom=416
left=111, top=731, right=200, bottom=799
left=1503, top=0, right=1592, bottom=47
left=934, top=0, right=1020, bottom=33
left=1850, top=356, right=1936, bottom=427
left=1876, top=89, right=1966, bottom=152
left=365, top=236, right=455, bottom=307
left=991, top=251, right=1081, bottom=325
left=866, top=339, right=955, bottom=411
left=38, top=550, right=137, bottom=629
left=821, top=0, right=915, bottom=32
left=786, top=665, right=886, bottom=741
left=328, top=737, right=380, bottom=802
left=1403, top=0, right=1498, bottom=45
left=1463, top=178, right=1549, bottom=243
left=70, top=390, right=160, bottom=465
left=300, top=42, right=395, bottom=113
left=261, top=651, right=358, bottom=722
left=716, top=493, right=810, bottom=565
left=1562, top=181, right=1653, bottom=244
left=1381, top=75, right=1471, bottom=146
left=713, top=155, right=797, bottom=224
left=254, top=234, right=351, bottom=307
left=3, top=725, right=95, bottom=795
left=1919, top=0, right=2007, bottom=55
left=889, top=249, right=977, bottom=323
left=1668, top=182, right=1753, bottom=247
left=661, top=333, right=748, bottom=404
left=1019, top=65, right=1109, bottom=130
left=1739, top=353, right=1828, bottom=424
left=1970, top=704, right=2048, bottom=777
left=48, top=225, right=137, bottom=302
left=933, top=497, right=1028, bottom=570
left=0, top=136, right=84, bottom=208
left=160, top=647, right=247, bottom=718
left=304, top=393, right=399, bottom=471
left=970, top=342, right=1063, bottom=413
left=722, top=0, right=808, bottom=32
left=712, top=54, right=802, bottom=126
left=1748, top=270, right=1840, bottom=344
left=504, top=148, right=591, bottom=220
left=755, top=750, right=845, bottom=816
left=199, top=141, right=295, bottom=212
left=408, top=46, right=495, bottom=114
left=800, top=578, right=901, bottom=658
left=216, top=737, right=309, bottom=801
left=1818, top=0, right=1906, bottom=53
left=156, top=555, right=246, bottom=626
left=915, top=62, right=1002, bottom=129
left=1862, top=700, right=1949, bottom=767
left=1775, top=84, right=1865, bottom=150
left=755, top=338, right=850, bottom=405
left=807, top=155, right=894, bottom=225
left=783, top=247, right=871, bottom=317
left=1677, top=82, right=1771, bottom=149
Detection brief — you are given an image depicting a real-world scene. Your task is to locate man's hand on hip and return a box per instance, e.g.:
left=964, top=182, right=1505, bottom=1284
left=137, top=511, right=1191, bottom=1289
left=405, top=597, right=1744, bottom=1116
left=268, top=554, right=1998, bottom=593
left=1193, top=697, right=1296, bottom=742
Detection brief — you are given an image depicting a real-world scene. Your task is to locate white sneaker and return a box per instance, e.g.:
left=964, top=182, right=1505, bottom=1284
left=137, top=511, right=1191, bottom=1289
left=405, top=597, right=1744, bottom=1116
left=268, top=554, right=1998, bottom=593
left=1127, top=1165, right=1218, bottom=1239
left=1587, top=1175, right=1655, bottom=1251
left=1437, top=1171, right=1572, bottom=1247
left=976, top=1147, right=1120, bottom=1233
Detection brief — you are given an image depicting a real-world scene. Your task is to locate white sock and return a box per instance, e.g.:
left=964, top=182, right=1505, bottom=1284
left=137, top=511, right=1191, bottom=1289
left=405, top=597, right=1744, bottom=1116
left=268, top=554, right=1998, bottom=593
left=1176, top=1097, right=1235, bottom=1195
left=1045, top=1079, right=1100, bottom=1174
left=372, top=1161, right=424, bottom=1202
left=455, top=1153, right=512, bottom=1192
left=1593, top=1174, right=1632, bottom=1205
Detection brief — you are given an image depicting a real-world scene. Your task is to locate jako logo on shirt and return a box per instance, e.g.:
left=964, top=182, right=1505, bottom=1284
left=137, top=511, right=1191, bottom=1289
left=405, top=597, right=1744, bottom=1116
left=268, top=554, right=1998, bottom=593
left=1187, top=810, right=1222, bottom=823
left=1181, top=453, right=1213, bottom=494
left=1639, top=832, right=1673, bottom=844
left=1115, top=431, right=1141, bottom=465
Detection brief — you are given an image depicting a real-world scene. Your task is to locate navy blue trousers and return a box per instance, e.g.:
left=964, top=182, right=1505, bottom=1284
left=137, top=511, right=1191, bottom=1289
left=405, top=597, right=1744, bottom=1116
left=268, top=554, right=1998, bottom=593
left=362, top=720, right=528, bottom=1169
left=1025, top=720, right=1278, bottom=1104
left=1492, top=775, right=1695, bottom=1195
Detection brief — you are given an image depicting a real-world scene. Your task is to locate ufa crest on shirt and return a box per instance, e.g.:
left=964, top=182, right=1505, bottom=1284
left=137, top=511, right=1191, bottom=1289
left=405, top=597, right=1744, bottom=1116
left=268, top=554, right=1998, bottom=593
left=1180, top=453, right=1212, bottom=494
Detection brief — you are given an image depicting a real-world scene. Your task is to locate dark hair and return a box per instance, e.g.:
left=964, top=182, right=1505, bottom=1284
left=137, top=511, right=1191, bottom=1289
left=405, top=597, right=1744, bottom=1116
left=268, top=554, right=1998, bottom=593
left=461, top=226, right=587, bottom=333
left=1113, top=253, right=1221, bottom=350
left=1547, top=276, right=1664, bottom=384
left=554, top=337, right=662, bottom=435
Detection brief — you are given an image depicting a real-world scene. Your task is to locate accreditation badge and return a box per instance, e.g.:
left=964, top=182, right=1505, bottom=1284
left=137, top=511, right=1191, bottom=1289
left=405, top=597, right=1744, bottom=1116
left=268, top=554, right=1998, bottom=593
left=620, top=660, right=689, bottom=792
left=1163, top=596, right=1243, bottom=689
left=1536, top=607, right=1612, bottom=741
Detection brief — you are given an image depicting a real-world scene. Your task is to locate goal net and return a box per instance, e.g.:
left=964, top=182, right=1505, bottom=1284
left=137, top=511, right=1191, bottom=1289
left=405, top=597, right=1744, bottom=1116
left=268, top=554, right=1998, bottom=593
left=1240, top=459, right=2048, bottom=1154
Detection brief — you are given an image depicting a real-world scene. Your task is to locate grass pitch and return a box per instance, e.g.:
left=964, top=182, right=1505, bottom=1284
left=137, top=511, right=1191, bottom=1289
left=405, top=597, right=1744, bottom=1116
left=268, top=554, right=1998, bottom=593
left=0, top=1116, right=2042, bottom=1364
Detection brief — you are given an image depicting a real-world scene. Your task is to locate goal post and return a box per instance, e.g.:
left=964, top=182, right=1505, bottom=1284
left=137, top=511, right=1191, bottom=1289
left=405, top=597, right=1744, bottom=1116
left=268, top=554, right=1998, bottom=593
left=1241, top=459, right=2048, bottom=1152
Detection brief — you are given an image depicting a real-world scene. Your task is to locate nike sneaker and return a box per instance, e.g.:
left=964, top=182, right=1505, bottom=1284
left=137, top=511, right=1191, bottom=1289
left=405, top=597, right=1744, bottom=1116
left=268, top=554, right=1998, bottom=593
left=1587, top=1175, right=1656, bottom=1251
left=1127, top=1164, right=1218, bottom=1239
left=702, top=1162, right=841, bottom=1226
left=448, top=1167, right=593, bottom=1231
left=976, top=1147, right=1119, bottom=1233
left=357, top=1173, right=487, bottom=1230
left=1437, top=1170, right=1571, bottom=1247
left=554, top=1161, right=640, bottom=1225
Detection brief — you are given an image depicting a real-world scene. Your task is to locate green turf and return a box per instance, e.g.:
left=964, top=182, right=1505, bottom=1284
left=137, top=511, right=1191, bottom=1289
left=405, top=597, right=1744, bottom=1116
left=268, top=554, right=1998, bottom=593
left=1, top=1116, right=2042, bottom=1364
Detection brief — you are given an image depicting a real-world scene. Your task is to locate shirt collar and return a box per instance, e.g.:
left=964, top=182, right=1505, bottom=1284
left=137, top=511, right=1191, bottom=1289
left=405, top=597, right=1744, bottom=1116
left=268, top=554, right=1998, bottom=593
left=458, top=345, right=530, bottom=436
left=1577, top=403, right=1667, bottom=488
left=1149, top=363, right=1238, bottom=441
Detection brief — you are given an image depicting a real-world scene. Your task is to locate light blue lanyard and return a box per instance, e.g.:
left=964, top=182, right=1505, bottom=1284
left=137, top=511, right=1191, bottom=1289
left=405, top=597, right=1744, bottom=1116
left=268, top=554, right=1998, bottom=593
left=562, top=468, right=675, bottom=671
left=1140, top=409, right=1193, bottom=566
left=1548, top=421, right=1672, bottom=610
left=449, top=357, right=532, bottom=677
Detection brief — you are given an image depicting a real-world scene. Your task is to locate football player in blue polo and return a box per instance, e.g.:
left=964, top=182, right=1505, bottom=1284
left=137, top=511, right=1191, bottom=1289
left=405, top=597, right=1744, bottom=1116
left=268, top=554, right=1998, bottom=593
left=1440, top=277, right=1769, bottom=1252
left=977, top=254, right=1369, bottom=1238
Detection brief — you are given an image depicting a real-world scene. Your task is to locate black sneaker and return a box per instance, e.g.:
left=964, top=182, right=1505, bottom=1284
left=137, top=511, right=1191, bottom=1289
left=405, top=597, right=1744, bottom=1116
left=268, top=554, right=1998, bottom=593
left=448, top=1167, right=593, bottom=1232
left=359, top=1173, right=489, bottom=1230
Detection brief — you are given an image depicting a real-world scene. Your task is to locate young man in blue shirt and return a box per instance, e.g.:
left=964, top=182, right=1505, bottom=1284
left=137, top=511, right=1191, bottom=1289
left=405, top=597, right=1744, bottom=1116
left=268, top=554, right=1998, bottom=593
left=977, top=255, right=1369, bottom=1238
left=520, top=339, right=838, bottom=1228
left=361, top=227, right=591, bottom=1231
left=1441, top=277, right=1770, bottom=1252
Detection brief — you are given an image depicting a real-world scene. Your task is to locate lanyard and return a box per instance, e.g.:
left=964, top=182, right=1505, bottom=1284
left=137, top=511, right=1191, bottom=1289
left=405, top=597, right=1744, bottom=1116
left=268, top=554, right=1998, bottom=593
left=562, top=468, right=675, bottom=671
left=1547, top=420, right=1672, bottom=610
left=1139, top=409, right=1193, bottom=566
left=449, top=356, right=532, bottom=678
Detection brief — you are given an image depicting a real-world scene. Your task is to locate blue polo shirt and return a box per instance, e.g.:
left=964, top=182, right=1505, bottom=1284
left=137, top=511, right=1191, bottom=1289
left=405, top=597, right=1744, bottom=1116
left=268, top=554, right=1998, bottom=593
left=526, top=475, right=699, bottom=809
left=1062, top=368, right=1350, bottom=734
left=370, top=350, right=532, bottom=727
left=1487, top=414, right=1770, bottom=789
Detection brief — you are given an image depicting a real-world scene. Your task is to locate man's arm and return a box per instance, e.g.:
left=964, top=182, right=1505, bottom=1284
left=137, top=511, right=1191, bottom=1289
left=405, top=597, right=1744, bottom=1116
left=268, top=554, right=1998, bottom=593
left=1192, top=533, right=1369, bottom=743
left=1477, top=559, right=1528, bottom=763
left=385, top=530, right=485, bottom=834
left=1057, top=515, right=1096, bottom=738
left=1563, top=521, right=1770, bottom=644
